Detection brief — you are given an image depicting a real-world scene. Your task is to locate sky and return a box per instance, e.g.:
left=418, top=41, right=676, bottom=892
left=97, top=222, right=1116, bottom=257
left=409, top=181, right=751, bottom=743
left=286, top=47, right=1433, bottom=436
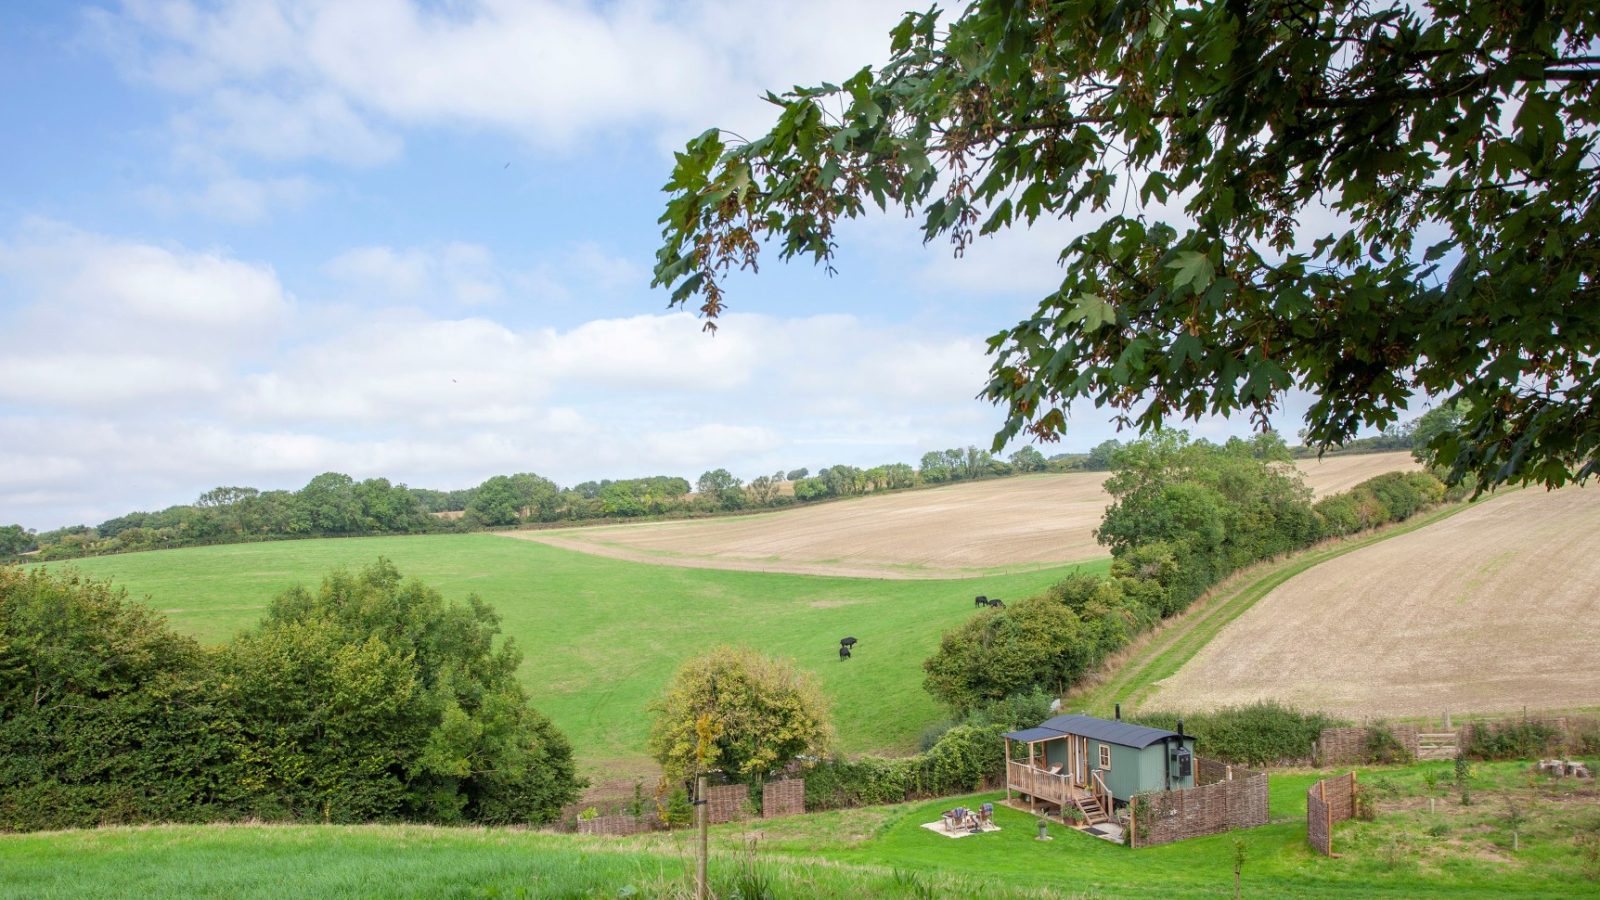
left=0, top=0, right=1323, bottom=531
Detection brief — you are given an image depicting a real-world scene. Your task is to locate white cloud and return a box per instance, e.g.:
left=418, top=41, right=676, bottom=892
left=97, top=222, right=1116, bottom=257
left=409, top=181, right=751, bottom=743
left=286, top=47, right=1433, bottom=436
left=94, top=0, right=914, bottom=163
left=0, top=222, right=292, bottom=412
left=0, top=221, right=288, bottom=331
left=323, top=241, right=644, bottom=310
left=141, top=173, right=321, bottom=223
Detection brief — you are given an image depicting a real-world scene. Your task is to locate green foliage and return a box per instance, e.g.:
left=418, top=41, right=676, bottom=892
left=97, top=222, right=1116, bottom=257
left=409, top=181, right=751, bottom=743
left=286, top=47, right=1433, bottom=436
left=657, top=786, right=693, bottom=829
left=1455, top=756, right=1472, bottom=805
left=648, top=646, right=833, bottom=784
left=804, top=723, right=1011, bottom=812
left=218, top=559, right=582, bottom=824
left=0, top=524, right=35, bottom=558
left=695, top=468, right=746, bottom=510
left=1007, top=446, right=1046, bottom=473
left=925, top=433, right=1450, bottom=706
left=0, top=562, right=581, bottom=832
left=466, top=473, right=559, bottom=526
left=655, top=0, right=1600, bottom=493
left=1129, top=703, right=1337, bottom=768
left=0, top=567, right=248, bottom=831
left=1366, top=723, right=1414, bottom=765
left=921, top=597, right=1093, bottom=712
left=1464, top=720, right=1562, bottom=760
left=1354, top=786, right=1379, bottom=822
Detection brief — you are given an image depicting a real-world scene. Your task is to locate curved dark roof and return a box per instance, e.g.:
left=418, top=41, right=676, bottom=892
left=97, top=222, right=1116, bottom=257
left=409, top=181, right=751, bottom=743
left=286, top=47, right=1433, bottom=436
left=1002, top=714, right=1184, bottom=749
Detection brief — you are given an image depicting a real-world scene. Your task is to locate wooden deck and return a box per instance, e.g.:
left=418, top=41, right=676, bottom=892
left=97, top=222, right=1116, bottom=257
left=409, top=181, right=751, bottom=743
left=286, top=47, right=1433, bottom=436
left=1006, top=759, right=1088, bottom=809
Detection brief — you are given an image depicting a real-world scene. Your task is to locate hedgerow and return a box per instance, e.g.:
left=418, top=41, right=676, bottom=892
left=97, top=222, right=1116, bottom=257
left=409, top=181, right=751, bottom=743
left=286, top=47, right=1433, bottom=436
left=923, top=431, right=1451, bottom=710
left=0, top=562, right=582, bottom=832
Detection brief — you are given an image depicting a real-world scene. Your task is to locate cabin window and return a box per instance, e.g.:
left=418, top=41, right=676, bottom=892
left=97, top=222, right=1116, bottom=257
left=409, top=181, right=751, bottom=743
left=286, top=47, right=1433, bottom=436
left=1098, top=744, right=1112, bottom=770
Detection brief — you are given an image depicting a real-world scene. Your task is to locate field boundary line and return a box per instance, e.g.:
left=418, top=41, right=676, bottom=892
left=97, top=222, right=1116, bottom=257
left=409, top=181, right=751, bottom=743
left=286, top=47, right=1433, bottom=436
left=1073, top=494, right=1505, bottom=714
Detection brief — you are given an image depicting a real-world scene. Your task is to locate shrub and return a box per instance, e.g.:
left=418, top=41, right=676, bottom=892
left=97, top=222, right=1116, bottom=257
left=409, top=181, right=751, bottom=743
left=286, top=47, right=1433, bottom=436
left=1365, top=722, right=1413, bottom=764
left=1131, top=702, right=1339, bottom=767
left=648, top=646, right=833, bottom=784
left=922, top=597, right=1091, bottom=712
left=913, top=724, right=1007, bottom=794
left=963, top=688, right=1058, bottom=731
left=218, top=560, right=582, bottom=825
left=0, top=561, right=582, bottom=832
left=658, top=786, right=693, bottom=828
left=803, top=756, right=915, bottom=811
left=0, top=567, right=257, bottom=831
left=1465, top=720, right=1561, bottom=760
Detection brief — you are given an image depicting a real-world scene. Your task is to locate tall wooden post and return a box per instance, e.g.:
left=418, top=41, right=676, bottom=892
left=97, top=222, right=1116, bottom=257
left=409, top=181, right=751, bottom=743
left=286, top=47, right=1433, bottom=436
left=695, top=774, right=709, bottom=900
left=1005, top=738, right=1012, bottom=803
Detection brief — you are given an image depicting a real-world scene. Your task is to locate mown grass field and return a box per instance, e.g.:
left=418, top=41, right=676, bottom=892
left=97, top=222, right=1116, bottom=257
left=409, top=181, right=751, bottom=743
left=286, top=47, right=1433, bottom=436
left=4, top=761, right=1594, bottom=898
left=41, top=536, right=1100, bottom=776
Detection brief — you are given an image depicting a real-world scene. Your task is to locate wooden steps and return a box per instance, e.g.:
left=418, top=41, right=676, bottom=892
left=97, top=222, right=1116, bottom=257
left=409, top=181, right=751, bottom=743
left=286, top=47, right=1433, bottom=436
left=1074, top=794, right=1109, bottom=826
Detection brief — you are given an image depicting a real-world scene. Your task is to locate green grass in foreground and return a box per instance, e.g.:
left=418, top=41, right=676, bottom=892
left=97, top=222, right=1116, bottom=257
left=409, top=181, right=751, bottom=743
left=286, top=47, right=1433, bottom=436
left=39, top=536, right=1103, bottom=773
left=4, top=761, right=1593, bottom=898
left=1077, top=498, right=1486, bottom=714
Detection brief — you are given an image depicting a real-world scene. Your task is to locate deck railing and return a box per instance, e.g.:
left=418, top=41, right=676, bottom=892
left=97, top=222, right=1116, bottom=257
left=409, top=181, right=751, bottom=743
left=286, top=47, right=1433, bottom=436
left=1007, top=759, right=1078, bottom=804
left=1091, top=769, right=1112, bottom=817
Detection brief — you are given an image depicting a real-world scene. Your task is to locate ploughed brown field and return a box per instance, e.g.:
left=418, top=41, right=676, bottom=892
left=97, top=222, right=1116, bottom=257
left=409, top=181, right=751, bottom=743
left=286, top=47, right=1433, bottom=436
left=500, top=451, right=1418, bottom=579
left=1149, top=484, right=1600, bottom=718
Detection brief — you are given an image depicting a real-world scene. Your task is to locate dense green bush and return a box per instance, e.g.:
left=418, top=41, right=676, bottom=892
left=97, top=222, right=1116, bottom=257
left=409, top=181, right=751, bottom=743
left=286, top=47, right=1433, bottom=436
left=0, top=562, right=582, bottom=832
left=1465, top=720, right=1562, bottom=760
left=1130, top=703, right=1341, bottom=767
left=0, top=568, right=252, bottom=830
left=922, top=597, right=1092, bottom=712
left=1364, top=722, right=1413, bottom=764
left=806, top=722, right=1014, bottom=811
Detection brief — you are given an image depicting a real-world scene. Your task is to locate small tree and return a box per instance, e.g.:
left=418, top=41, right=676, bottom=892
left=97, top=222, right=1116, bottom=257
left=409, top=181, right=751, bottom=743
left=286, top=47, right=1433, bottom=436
left=1232, top=837, right=1248, bottom=899
left=648, top=646, right=833, bottom=784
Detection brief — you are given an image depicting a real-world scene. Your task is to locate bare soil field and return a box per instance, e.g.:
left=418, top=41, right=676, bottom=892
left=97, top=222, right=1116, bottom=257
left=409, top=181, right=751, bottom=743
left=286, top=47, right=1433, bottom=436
left=502, top=452, right=1417, bottom=578
left=1149, top=484, right=1600, bottom=718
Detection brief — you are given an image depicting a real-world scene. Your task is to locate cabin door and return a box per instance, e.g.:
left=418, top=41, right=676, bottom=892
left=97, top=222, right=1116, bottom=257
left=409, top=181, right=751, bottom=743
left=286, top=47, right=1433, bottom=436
left=1074, top=736, right=1089, bottom=786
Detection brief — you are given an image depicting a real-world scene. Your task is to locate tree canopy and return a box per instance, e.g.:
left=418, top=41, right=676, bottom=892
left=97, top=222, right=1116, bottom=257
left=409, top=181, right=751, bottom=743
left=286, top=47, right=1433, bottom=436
left=654, top=0, right=1600, bottom=491
left=648, top=646, right=833, bottom=784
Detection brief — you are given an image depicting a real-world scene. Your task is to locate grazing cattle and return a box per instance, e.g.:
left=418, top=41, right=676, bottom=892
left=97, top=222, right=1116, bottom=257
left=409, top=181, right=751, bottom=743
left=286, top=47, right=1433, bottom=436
left=987, top=598, right=1005, bottom=608
left=839, top=645, right=852, bottom=661
left=974, top=595, right=988, bottom=607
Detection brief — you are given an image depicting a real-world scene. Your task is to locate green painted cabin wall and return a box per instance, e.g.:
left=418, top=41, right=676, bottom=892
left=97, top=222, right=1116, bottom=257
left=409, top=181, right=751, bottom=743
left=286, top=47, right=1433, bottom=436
left=1021, top=734, right=1199, bottom=802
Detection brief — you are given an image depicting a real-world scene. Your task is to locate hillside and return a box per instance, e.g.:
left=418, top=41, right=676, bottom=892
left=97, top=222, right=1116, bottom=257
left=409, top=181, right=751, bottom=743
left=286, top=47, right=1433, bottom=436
left=1148, top=484, right=1600, bottom=718
left=506, top=452, right=1420, bottom=578
left=40, top=536, right=1088, bottom=777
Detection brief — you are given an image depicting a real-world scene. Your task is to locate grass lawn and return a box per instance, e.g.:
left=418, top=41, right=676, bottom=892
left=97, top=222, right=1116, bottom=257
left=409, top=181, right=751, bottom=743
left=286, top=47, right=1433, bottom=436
left=5, top=761, right=1594, bottom=898
left=39, top=536, right=1103, bottom=776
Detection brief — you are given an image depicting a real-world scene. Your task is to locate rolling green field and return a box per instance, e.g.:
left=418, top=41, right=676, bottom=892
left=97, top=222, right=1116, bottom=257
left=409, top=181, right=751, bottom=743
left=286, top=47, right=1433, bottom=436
left=4, top=760, right=1593, bottom=898
left=40, top=536, right=1100, bottom=776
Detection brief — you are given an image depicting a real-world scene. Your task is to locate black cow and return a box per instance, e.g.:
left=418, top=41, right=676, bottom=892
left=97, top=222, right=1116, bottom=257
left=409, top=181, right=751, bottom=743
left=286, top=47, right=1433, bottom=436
left=839, top=645, right=852, bottom=661
left=986, top=598, right=1005, bottom=609
left=974, top=595, right=988, bottom=607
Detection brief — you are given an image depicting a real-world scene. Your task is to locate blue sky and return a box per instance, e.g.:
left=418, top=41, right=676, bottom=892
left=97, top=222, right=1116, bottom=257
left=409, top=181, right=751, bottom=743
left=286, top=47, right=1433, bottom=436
left=1, top=1, right=1324, bottom=530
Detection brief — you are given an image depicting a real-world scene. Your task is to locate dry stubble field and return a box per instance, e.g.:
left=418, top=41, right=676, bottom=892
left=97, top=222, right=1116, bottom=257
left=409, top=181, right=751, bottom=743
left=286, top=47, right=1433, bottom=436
left=502, top=452, right=1418, bottom=578
left=1149, top=484, right=1600, bottom=718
